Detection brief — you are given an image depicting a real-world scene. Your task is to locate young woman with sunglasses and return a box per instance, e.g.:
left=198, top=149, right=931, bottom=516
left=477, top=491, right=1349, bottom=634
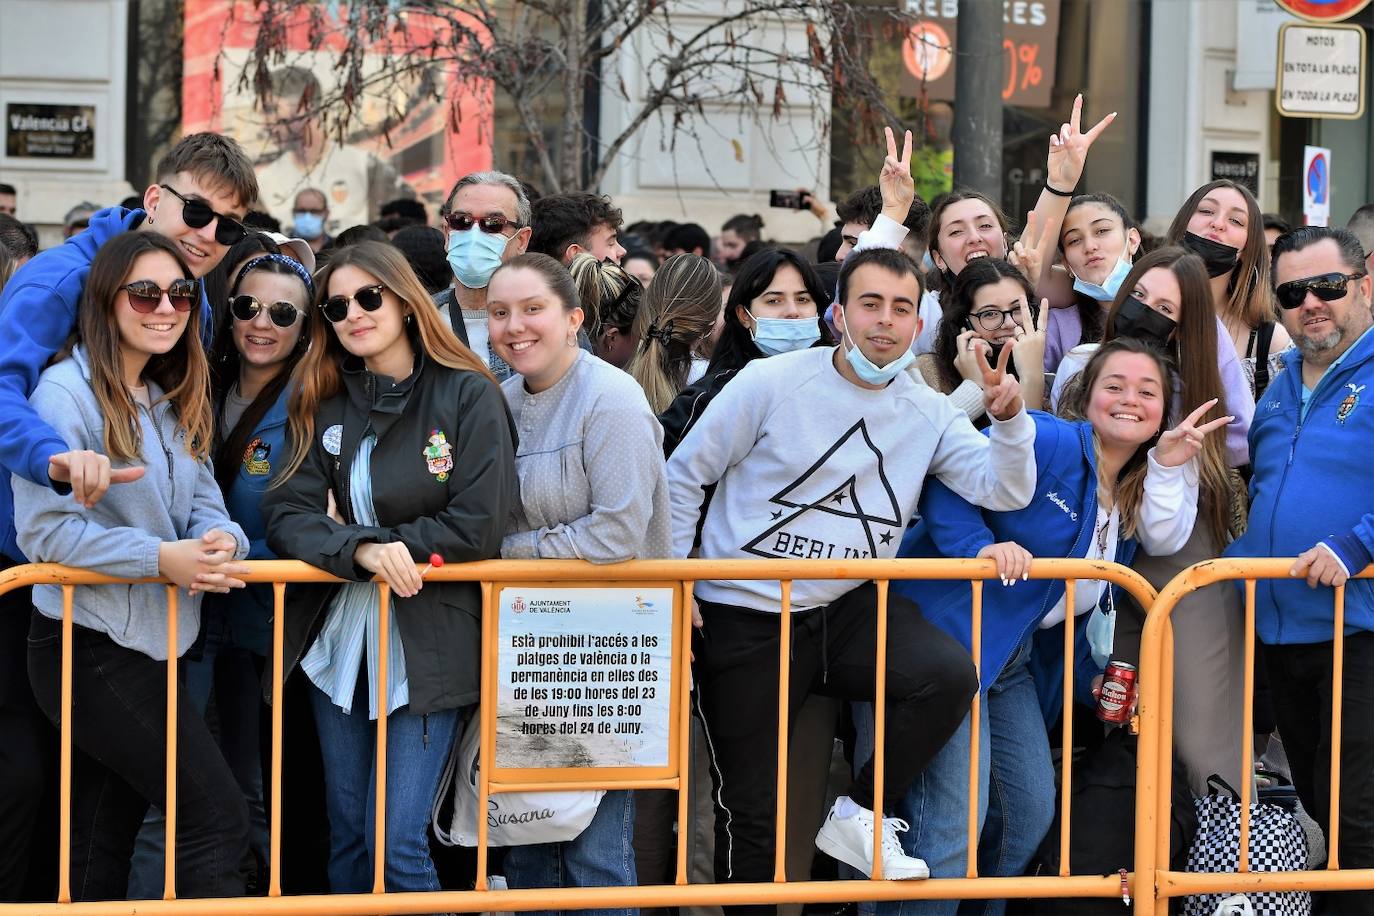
left=485, top=253, right=672, bottom=908
left=887, top=338, right=1215, bottom=910
left=1054, top=248, right=1253, bottom=795
left=265, top=240, right=516, bottom=894
left=15, top=231, right=253, bottom=900
left=1166, top=179, right=1291, bottom=397
left=917, top=257, right=1049, bottom=421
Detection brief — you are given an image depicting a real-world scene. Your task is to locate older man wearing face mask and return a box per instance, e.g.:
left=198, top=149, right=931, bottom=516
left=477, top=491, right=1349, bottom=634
left=1227, top=225, right=1374, bottom=916
left=433, top=170, right=534, bottom=381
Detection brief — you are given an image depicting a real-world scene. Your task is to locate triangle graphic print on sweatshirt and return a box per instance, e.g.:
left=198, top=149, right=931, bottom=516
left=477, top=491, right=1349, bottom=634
left=744, top=419, right=902, bottom=561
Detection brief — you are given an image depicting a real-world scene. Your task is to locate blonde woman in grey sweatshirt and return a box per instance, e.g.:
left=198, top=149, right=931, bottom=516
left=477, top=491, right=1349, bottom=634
left=485, top=252, right=670, bottom=914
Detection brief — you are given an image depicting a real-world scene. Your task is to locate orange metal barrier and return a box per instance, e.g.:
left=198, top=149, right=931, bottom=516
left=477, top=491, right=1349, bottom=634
left=0, top=557, right=1156, bottom=914
left=1133, top=558, right=1374, bottom=916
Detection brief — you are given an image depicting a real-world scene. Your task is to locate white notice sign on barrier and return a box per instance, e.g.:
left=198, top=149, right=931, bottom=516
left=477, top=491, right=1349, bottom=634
left=496, top=586, right=674, bottom=769
left=1277, top=22, right=1366, bottom=118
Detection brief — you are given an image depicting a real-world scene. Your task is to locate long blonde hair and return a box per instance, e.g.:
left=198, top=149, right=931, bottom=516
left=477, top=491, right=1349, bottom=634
left=279, top=240, right=496, bottom=481
left=68, top=231, right=212, bottom=462
left=623, top=253, right=721, bottom=413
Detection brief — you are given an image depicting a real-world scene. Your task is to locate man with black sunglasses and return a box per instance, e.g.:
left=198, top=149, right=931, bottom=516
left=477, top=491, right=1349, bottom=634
left=1227, top=225, right=1374, bottom=915
left=0, top=131, right=257, bottom=904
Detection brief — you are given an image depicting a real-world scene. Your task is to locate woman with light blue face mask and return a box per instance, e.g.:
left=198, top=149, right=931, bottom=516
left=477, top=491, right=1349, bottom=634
left=658, top=247, right=833, bottom=456
left=1043, top=193, right=1141, bottom=374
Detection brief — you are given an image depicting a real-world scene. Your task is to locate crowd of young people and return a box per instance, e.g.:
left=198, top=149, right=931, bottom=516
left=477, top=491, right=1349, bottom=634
left=0, top=96, right=1372, bottom=916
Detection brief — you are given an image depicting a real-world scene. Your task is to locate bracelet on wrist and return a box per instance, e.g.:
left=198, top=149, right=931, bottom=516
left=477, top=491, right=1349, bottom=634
left=1044, top=182, right=1075, bottom=198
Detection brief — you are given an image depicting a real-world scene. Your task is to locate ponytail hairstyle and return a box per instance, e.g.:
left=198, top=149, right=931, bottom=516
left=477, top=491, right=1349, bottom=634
left=1103, top=245, right=1233, bottom=543
left=931, top=257, right=1034, bottom=392
left=280, top=240, right=496, bottom=482
left=68, top=231, right=212, bottom=462
left=1059, top=337, right=1177, bottom=540
left=568, top=252, right=637, bottom=340
left=1165, top=179, right=1274, bottom=332
left=925, top=189, right=1012, bottom=293
left=624, top=253, right=722, bottom=413
left=209, top=254, right=314, bottom=492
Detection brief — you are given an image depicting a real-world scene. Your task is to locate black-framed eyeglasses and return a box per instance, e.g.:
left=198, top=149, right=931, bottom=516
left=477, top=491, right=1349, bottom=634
left=122, top=279, right=198, bottom=313
left=320, top=284, right=387, bottom=323
left=969, top=306, right=1025, bottom=332
left=159, top=184, right=247, bottom=246
left=443, top=212, right=520, bottom=234
left=1275, top=271, right=1367, bottom=310
left=230, top=294, right=305, bottom=328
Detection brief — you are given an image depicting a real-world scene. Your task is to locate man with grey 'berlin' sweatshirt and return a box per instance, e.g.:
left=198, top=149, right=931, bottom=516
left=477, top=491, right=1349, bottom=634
left=667, top=247, right=1037, bottom=902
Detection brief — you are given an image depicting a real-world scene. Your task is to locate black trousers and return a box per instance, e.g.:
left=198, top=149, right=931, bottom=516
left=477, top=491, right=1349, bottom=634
left=1263, top=633, right=1374, bottom=916
left=27, top=610, right=250, bottom=901
left=693, top=582, right=977, bottom=903
left=0, top=574, right=55, bottom=902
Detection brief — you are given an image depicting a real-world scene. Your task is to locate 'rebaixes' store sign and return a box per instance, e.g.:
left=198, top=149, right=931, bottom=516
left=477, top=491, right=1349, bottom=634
left=5, top=103, right=96, bottom=159
left=899, top=0, right=1061, bottom=108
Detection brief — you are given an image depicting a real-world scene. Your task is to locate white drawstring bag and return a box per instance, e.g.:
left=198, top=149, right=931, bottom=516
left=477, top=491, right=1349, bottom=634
left=432, top=720, right=604, bottom=847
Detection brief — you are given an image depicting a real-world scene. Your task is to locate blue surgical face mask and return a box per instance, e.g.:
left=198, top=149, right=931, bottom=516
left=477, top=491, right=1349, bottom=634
left=839, top=319, right=916, bottom=386
left=748, top=312, right=820, bottom=356
left=1073, top=255, right=1133, bottom=302
left=447, top=225, right=513, bottom=289
left=292, top=212, right=325, bottom=241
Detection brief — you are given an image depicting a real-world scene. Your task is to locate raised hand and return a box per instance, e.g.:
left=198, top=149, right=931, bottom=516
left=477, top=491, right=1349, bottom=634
left=1010, top=297, right=1049, bottom=368
left=879, top=126, right=916, bottom=224
left=1046, top=93, right=1116, bottom=193
left=49, top=450, right=146, bottom=509
left=1009, top=210, right=1060, bottom=286
left=1154, top=398, right=1233, bottom=468
left=976, top=341, right=1025, bottom=421
left=954, top=329, right=991, bottom=385
left=978, top=540, right=1033, bottom=586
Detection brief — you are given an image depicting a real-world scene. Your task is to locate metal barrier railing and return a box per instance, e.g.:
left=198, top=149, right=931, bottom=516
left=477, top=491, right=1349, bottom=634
left=1133, top=558, right=1374, bottom=916
left=0, top=557, right=1157, bottom=914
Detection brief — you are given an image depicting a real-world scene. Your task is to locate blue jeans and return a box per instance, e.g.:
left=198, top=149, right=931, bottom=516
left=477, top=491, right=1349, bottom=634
left=503, top=789, right=638, bottom=916
left=309, top=673, right=459, bottom=894
left=856, top=642, right=1055, bottom=916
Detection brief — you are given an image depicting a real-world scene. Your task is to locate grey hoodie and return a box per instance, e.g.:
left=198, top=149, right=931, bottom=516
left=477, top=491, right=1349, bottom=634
left=11, top=347, right=248, bottom=660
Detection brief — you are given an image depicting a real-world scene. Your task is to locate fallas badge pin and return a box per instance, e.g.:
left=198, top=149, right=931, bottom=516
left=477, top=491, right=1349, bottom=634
left=424, top=428, right=454, bottom=482
left=1338, top=383, right=1366, bottom=425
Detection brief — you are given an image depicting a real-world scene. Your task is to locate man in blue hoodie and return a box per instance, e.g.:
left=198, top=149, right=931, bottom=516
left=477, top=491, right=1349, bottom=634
left=0, top=131, right=257, bottom=901
left=1227, top=225, right=1374, bottom=913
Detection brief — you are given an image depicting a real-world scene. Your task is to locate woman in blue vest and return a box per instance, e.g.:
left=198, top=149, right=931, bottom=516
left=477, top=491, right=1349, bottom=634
left=872, top=338, right=1225, bottom=916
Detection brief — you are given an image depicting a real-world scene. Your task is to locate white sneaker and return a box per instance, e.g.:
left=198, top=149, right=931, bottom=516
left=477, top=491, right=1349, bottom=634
left=814, top=799, right=930, bottom=880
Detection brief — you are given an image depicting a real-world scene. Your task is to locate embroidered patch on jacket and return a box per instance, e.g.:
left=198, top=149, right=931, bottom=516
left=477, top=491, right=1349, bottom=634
left=1337, top=383, right=1366, bottom=425
left=243, top=437, right=272, bottom=476
left=424, top=428, right=454, bottom=482
left=322, top=424, right=343, bottom=456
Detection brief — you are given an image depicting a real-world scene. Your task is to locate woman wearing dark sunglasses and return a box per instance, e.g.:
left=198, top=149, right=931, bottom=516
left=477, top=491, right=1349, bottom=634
left=265, top=240, right=516, bottom=896
left=14, top=231, right=254, bottom=900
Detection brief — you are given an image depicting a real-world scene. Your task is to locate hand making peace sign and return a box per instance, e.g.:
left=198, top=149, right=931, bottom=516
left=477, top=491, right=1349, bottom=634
left=975, top=342, right=1024, bottom=422
left=878, top=126, right=916, bottom=225
left=1046, top=93, right=1116, bottom=193
left=1154, top=398, right=1233, bottom=468
left=1009, top=210, right=1060, bottom=286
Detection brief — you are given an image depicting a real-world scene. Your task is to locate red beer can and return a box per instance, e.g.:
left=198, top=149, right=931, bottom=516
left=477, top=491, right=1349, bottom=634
left=1097, top=661, right=1137, bottom=725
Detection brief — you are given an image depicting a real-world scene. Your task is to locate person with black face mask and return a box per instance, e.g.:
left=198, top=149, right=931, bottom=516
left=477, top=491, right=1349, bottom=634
left=1166, top=180, right=1292, bottom=397
left=920, top=257, right=1048, bottom=426
left=1051, top=246, right=1255, bottom=799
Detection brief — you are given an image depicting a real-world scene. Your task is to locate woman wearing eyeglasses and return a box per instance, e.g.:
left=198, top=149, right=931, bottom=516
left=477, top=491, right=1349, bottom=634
left=915, top=257, right=1049, bottom=423
left=265, top=240, right=516, bottom=895
left=15, top=231, right=253, bottom=900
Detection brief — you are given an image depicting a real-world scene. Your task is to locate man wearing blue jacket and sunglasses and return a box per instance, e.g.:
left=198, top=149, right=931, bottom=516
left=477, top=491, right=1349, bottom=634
left=1228, top=224, right=1374, bottom=916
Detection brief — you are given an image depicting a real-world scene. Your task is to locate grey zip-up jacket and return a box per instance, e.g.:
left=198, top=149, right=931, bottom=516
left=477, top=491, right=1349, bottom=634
left=11, top=347, right=248, bottom=660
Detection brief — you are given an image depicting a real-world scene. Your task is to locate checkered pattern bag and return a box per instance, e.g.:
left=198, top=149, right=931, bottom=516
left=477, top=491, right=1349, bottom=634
left=1182, top=776, right=1311, bottom=916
